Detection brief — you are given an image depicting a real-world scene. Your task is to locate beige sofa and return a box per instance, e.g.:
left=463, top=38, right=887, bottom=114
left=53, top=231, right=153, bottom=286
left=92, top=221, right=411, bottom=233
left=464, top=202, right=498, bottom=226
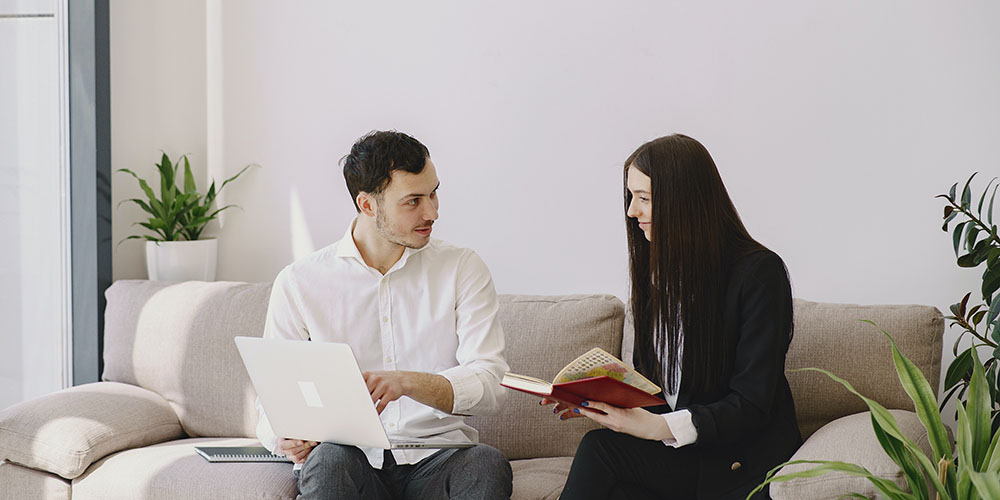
left=0, top=280, right=944, bottom=499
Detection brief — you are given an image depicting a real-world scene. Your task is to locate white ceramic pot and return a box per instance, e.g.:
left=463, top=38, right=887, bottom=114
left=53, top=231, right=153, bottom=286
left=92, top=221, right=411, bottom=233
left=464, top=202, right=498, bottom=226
left=145, top=239, right=218, bottom=282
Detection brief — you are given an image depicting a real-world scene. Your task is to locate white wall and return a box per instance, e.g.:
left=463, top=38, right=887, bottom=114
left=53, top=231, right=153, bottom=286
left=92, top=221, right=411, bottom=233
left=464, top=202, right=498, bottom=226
left=111, top=1, right=1000, bottom=396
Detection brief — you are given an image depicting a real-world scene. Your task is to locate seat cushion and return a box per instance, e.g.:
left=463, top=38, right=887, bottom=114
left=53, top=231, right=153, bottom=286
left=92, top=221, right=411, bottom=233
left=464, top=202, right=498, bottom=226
left=71, top=437, right=297, bottom=500
left=0, top=382, right=183, bottom=479
left=467, top=295, right=623, bottom=459
left=511, top=456, right=572, bottom=500
left=0, top=460, right=71, bottom=500
left=770, top=410, right=938, bottom=499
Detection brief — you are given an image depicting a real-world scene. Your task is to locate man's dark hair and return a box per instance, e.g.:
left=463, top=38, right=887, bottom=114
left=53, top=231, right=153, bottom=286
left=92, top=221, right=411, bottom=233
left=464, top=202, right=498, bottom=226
left=342, top=130, right=430, bottom=212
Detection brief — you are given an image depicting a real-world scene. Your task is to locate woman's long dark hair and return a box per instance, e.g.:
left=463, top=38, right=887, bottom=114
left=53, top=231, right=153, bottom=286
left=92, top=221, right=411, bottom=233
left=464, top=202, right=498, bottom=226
left=625, top=134, right=768, bottom=396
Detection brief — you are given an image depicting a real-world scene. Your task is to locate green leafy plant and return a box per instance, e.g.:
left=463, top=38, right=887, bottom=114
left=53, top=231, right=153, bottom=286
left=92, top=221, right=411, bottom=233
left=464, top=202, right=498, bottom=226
left=748, top=322, right=1000, bottom=500
left=117, top=152, right=254, bottom=243
left=937, top=173, right=1000, bottom=430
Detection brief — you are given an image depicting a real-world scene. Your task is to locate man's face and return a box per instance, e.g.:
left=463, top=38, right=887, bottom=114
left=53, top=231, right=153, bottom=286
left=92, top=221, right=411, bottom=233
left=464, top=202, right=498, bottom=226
left=373, top=159, right=440, bottom=249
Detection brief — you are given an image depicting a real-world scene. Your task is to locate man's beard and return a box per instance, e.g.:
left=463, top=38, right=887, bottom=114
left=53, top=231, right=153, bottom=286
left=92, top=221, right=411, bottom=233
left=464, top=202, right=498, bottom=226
left=375, top=208, right=431, bottom=249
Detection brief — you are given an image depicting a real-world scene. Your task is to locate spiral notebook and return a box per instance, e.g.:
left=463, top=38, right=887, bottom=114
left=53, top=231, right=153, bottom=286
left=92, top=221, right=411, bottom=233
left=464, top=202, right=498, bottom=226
left=194, top=446, right=292, bottom=463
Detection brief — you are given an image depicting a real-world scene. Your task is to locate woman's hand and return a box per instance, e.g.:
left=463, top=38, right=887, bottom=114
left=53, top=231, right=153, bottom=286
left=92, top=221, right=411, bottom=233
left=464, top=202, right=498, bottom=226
left=539, top=398, right=586, bottom=420
left=576, top=401, right=674, bottom=441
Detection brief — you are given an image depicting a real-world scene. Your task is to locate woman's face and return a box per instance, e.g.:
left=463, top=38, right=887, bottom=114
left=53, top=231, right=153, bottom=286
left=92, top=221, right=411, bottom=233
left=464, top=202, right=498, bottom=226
left=626, top=165, right=652, bottom=241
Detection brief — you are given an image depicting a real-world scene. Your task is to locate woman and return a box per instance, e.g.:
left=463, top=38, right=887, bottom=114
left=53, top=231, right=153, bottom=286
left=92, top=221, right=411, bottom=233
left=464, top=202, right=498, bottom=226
left=551, top=134, right=801, bottom=499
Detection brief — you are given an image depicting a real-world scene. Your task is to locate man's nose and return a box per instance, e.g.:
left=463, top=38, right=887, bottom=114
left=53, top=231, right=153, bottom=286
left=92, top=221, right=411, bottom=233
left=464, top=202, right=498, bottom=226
left=425, top=198, right=439, bottom=221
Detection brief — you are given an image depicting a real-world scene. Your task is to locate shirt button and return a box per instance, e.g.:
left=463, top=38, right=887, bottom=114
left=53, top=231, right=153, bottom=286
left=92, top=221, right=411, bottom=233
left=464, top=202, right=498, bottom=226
left=381, top=316, right=388, bottom=322
left=388, top=423, right=396, bottom=428
left=386, top=356, right=392, bottom=363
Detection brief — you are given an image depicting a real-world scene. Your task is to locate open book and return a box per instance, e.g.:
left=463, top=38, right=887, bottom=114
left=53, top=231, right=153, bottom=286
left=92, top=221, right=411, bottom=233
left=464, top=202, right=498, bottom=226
left=501, top=348, right=665, bottom=409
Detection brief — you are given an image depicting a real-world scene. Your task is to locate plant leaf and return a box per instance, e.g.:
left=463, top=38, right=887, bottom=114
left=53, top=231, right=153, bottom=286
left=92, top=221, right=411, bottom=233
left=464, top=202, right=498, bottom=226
left=950, top=182, right=959, bottom=202
left=967, top=471, right=1000, bottom=497
left=961, top=172, right=977, bottom=209
left=954, top=221, right=969, bottom=257
left=864, top=321, right=954, bottom=464
left=945, top=349, right=975, bottom=389
left=183, top=155, right=197, bottom=194
left=979, top=178, right=997, bottom=216
left=967, top=347, right=991, bottom=468
left=990, top=183, right=999, bottom=226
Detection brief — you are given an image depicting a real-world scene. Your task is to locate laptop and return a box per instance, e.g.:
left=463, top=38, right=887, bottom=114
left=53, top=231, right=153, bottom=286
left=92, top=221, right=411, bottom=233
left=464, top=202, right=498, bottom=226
left=234, top=336, right=475, bottom=450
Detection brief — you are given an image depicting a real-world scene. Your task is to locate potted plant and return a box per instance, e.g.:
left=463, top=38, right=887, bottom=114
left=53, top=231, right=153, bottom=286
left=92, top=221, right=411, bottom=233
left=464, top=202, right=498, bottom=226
left=936, top=173, right=1000, bottom=429
left=117, top=152, right=254, bottom=282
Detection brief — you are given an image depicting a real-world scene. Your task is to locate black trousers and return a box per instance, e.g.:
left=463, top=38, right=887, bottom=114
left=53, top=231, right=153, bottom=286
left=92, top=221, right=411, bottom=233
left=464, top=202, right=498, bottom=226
left=559, top=429, right=701, bottom=500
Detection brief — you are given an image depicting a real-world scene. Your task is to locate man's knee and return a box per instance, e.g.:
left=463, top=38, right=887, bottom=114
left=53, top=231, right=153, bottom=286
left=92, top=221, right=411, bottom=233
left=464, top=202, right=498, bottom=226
left=464, top=444, right=510, bottom=475
left=301, top=443, right=369, bottom=475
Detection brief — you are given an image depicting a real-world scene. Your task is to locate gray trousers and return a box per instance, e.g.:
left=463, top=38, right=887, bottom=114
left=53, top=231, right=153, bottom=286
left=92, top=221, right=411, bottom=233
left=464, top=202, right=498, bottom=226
left=295, top=443, right=513, bottom=500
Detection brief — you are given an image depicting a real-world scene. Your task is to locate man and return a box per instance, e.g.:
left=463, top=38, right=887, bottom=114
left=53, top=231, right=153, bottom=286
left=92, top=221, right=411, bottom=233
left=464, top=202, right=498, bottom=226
left=256, top=131, right=513, bottom=499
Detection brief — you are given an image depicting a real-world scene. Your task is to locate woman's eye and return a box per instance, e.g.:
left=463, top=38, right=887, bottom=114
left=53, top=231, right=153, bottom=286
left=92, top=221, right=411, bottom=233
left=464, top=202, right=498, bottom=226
left=639, top=197, right=650, bottom=203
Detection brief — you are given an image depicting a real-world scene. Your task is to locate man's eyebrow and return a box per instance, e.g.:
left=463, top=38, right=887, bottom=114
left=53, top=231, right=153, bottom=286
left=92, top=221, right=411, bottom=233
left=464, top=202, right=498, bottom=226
left=402, top=182, right=441, bottom=199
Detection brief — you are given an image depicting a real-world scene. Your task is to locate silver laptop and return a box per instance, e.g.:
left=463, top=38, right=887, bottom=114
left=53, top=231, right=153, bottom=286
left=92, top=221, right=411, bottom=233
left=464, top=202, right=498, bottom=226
left=235, top=336, right=474, bottom=450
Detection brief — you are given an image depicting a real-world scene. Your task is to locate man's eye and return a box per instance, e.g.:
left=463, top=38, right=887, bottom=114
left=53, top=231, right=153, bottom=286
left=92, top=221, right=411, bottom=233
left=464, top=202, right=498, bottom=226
left=407, top=199, right=418, bottom=206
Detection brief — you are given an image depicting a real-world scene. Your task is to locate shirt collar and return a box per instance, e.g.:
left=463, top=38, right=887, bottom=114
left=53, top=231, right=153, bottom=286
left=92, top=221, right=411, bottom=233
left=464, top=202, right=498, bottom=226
left=335, top=219, right=429, bottom=272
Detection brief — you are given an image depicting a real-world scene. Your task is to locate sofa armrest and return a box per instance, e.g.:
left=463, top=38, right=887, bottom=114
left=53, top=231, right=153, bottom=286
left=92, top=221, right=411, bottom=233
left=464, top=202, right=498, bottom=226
left=770, top=410, right=947, bottom=499
left=0, top=382, right=184, bottom=480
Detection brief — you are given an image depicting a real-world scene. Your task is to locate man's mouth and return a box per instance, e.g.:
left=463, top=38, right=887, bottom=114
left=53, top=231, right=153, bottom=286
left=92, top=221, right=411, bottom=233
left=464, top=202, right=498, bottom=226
left=415, top=226, right=432, bottom=236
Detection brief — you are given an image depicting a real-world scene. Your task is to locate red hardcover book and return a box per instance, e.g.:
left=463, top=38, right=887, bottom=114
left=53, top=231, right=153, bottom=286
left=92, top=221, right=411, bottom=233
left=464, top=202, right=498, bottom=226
left=501, top=348, right=665, bottom=409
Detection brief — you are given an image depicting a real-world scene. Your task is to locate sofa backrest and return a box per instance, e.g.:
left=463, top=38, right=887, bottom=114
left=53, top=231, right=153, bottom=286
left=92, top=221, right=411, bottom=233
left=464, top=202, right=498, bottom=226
left=102, top=281, right=943, bottom=452
left=786, top=299, right=943, bottom=438
left=103, top=281, right=270, bottom=439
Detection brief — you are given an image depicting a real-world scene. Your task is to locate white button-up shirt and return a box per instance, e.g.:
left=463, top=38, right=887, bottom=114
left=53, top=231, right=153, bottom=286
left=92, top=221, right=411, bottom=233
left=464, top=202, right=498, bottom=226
left=255, top=222, right=509, bottom=469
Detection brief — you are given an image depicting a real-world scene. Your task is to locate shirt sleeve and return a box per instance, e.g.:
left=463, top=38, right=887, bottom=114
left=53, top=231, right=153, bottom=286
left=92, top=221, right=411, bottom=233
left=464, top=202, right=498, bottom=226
left=255, top=267, right=309, bottom=449
left=661, top=409, right=698, bottom=448
left=439, top=250, right=510, bottom=415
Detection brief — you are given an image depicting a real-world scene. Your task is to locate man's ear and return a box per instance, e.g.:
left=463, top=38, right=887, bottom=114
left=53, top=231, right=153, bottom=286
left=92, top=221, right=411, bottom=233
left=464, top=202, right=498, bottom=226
left=357, top=192, right=377, bottom=217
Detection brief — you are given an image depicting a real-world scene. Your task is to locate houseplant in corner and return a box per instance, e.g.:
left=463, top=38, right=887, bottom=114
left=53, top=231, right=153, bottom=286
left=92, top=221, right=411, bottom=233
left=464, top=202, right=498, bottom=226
left=936, top=173, right=1000, bottom=429
left=118, top=152, right=253, bottom=281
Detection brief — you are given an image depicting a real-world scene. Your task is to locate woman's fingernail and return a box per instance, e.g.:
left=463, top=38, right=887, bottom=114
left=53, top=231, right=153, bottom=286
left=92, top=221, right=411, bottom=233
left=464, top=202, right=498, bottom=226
left=573, top=408, right=580, bottom=414
left=580, top=401, right=589, bottom=407
left=553, top=407, right=557, bottom=414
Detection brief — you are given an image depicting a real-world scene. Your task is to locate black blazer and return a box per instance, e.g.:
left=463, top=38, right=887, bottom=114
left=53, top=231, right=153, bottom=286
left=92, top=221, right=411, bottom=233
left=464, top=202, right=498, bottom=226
left=640, top=249, right=801, bottom=499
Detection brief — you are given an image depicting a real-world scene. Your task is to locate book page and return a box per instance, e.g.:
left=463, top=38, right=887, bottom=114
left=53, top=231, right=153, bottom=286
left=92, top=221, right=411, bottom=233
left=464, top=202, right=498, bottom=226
left=553, top=347, right=661, bottom=394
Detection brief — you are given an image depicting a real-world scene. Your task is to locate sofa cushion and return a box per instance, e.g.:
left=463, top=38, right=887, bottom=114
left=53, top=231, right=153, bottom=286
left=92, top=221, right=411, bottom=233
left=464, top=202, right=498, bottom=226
left=103, top=281, right=272, bottom=438
left=0, top=382, right=183, bottom=480
left=467, top=295, right=623, bottom=459
left=511, top=456, right=573, bottom=500
left=0, top=460, right=71, bottom=500
left=71, top=437, right=297, bottom=500
left=786, top=300, right=943, bottom=438
left=770, top=410, right=936, bottom=499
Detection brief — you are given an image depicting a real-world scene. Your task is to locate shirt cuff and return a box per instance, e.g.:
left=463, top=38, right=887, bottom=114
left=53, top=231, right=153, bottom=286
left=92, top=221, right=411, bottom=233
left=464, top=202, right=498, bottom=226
left=439, top=365, right=484, bottom=414
left=661, top=409, right=697, bottom=448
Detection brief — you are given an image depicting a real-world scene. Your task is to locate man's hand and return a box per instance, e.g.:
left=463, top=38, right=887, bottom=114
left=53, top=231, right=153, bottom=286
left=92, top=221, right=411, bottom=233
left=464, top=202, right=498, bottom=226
left=277, top=438, right=318, bottom=464
left=363, top=371, right=410, bottom=414
left=575, top=400, right=674, bottom=441
left=363, top=370, right=455, bottom=414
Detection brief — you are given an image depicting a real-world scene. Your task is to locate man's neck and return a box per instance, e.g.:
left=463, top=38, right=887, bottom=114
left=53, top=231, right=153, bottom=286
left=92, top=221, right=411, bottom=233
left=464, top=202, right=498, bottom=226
left=352, top=217, right=405, bottom=275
